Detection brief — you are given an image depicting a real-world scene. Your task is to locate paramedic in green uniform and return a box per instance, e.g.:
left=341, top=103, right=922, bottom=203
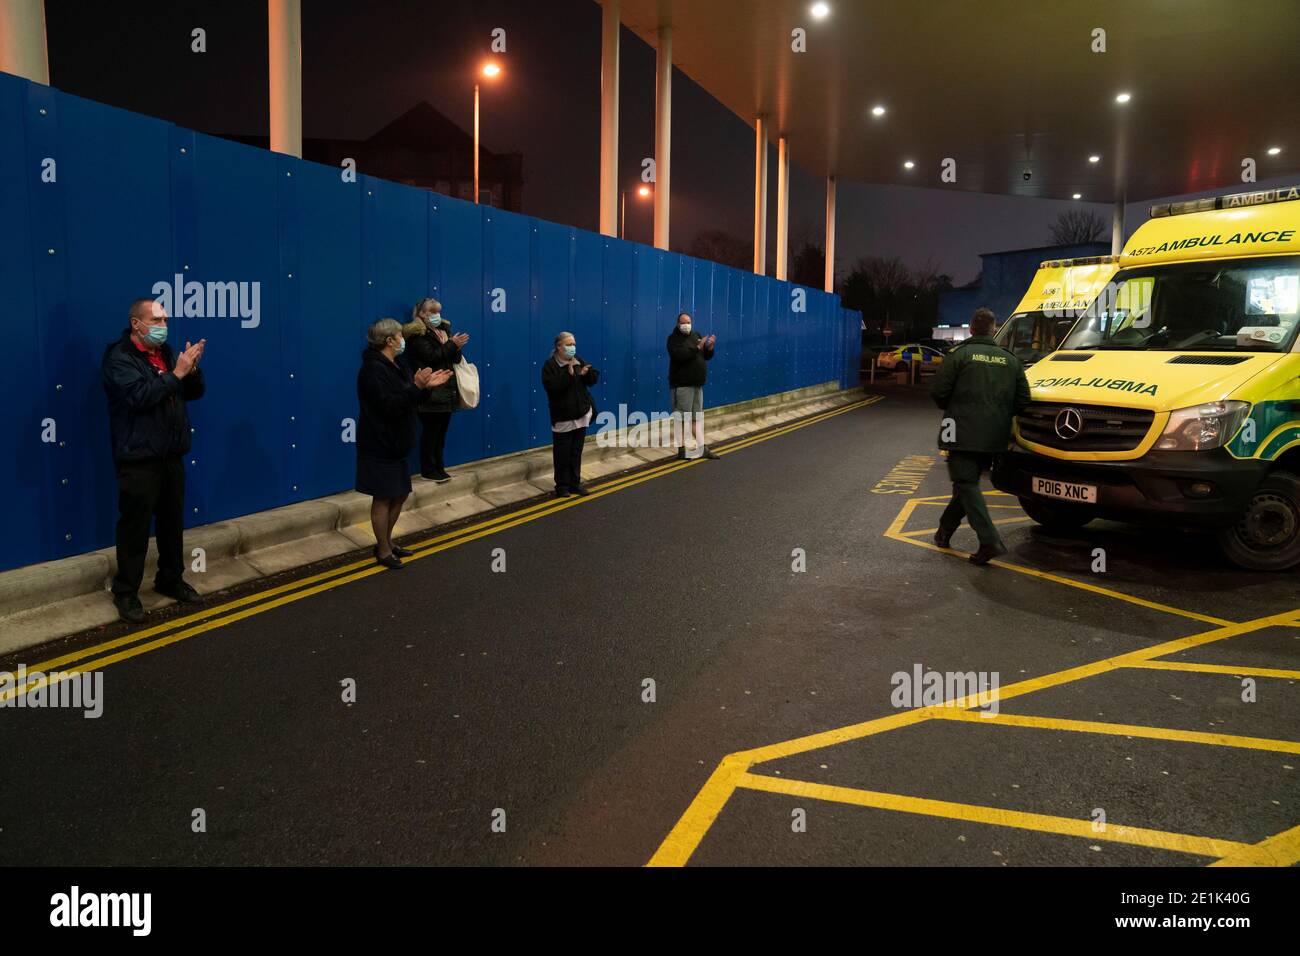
left=931, top=308, right=1032, bottom=565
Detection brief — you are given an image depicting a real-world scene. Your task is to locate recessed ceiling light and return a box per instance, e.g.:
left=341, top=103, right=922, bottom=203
left=1268, top=146, right=1282, bottom=155
left=903, top=160, right=915, bottom=169
left=811, top=2, right=830, bottom=18
left=1115, top=92, right=1132, bottom=104
left=871, top=105, right=886, bottom=117
left=1088, top=155, right=1101, bottom=163
left=1072, top=193, right=1082, bottom=200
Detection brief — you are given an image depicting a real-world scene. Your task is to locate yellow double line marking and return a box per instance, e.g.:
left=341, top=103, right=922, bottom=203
left=2, top=394, right=882, bottom=701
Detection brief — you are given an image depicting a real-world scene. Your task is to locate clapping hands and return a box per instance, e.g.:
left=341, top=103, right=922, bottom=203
left=174, top=339, right=206, bottom=378
left=414, top=367, right=453, bottom=389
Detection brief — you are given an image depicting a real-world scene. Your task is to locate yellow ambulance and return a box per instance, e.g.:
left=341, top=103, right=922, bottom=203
left=995, top=255, right=1121, bottom=367
left=993, top=185, right=1300, bottom=569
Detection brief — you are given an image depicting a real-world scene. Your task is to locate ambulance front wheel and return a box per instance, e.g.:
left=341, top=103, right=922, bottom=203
left=1018, top=496, right=1095, bottom=532
left=1217, top=470, right=1300, bottom=571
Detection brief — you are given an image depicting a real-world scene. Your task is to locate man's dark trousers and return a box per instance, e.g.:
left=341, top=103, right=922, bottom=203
left=112, top=456, right=186, bottom=597
left=939, top=451, right=1002, bottom=549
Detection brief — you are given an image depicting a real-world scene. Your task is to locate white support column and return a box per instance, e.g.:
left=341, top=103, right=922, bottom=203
left=1110, top=195, right=1126, bottom=256
left=653, top=24, right=672, bottom=250
left=775, top=136, right=790, bottom=281
left=268, top=0, right=302, bottom=157
left=752, top=116, right=769, bottom=274
left=824, top=175, right=836, bottom=292
left=0, top=0, right=49, bottom=84
left=598, top=0, right=621, bottom=237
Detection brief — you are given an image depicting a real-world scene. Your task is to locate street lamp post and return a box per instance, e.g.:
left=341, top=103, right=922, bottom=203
left=474, top=62, right=502, bottom=205
left=620, top=185, right=652, bottom=239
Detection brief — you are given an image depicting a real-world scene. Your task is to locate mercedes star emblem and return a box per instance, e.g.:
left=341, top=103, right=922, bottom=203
left=1054, top=407, right=1084, bottom=440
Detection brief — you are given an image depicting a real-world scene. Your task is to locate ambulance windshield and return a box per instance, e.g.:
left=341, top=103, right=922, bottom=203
left=1060, top=257, right=1300, bottom=352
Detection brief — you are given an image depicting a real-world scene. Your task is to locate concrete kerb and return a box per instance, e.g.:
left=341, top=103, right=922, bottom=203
left=0, top=382, right=867, bottom=655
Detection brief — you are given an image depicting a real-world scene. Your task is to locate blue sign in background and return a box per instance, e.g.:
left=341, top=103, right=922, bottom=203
left=0, top=71, right=862, bottom=573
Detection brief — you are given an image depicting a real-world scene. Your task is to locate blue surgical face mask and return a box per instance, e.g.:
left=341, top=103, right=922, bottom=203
left=428, top=315, right=443, bottom=327
left=144, top=323, right=168, bottom=346
left=562, top=344, right=577, bottom=358
left=394, top=337, right=406, bottom=356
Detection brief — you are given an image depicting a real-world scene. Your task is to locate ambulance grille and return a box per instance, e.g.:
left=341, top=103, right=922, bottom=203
left=1017, top=402, right=1155, bottom=452
left=1048, top=353, right=1094, bottom=362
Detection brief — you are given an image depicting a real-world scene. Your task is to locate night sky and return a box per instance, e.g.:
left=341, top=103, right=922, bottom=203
left=40, top=0, right=1294, bottom=285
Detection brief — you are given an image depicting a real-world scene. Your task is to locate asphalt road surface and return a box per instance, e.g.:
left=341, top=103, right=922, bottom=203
left=1, top=385, right=1296, bottom=866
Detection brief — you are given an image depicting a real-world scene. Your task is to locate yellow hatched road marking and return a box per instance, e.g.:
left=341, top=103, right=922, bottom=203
left=885, top=495, right=1234, bottom=627
left=931, top=708, right=1300, bottom=755
left=1209, top=823, right=1300, bottom=867
left=1128, top=660, right=1300, bottom=681
left=653, top=487, right=1300, bottom=865
left=735, top=772, right=1262, bottom=862
left=649, top=484, right=1300, bottom=867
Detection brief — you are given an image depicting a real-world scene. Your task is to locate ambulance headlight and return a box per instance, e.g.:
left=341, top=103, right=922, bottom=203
left=1156, top=401, right=1251, bottom=451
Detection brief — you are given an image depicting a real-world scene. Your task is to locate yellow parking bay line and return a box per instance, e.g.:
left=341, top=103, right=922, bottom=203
left=646, top=707, right=934, bottom=867
left=650, top=596, right=1300, bottom=864
left=899, top=516, right=1035, bottom=537
left=884, top=495, right=1234, bottom=628
left=931, top=708, right=1300, bottom=755
left=735, top=772, right=1259, bottom=861
left=1209, top=823, right=1300, bottom=868
left=1128, top=660, right=1300, bottom=681
left=3, top=394, right=884, bottom=702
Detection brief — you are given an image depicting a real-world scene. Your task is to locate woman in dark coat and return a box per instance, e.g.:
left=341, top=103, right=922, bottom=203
left=541, top=331, right=599, bottom=498
left=403, top=297, right=470, bottom=483
left=356, top=318, right=450, bottom=568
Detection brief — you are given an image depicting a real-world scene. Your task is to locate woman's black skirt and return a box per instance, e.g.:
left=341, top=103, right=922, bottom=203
left=356, top=455, right=412, bottom=499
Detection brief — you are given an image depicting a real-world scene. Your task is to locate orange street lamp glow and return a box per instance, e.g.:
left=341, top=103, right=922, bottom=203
left=637, top=185, right=651, bottom=198
left=474, top=64, right=504, bottom=204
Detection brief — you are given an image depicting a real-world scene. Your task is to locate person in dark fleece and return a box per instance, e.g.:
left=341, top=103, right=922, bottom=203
left=356, top=318, right=450, bottom=569
left=542, top=331, right=599, bottom=498
left=101, top=298, right=207, bottom=624
left=402, top=297, right=469, bottom=483
left=931, top=307, right=1031, bottom=565
left=666, top=312, right=719, bottom=460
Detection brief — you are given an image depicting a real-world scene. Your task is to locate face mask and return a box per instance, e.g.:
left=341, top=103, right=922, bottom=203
left=143, top=323, right=168, bottom=345
left=562, top=344, right=577, bottom=358
left=679, top=324, right=692, bottom=335
left=394, top=337, right=406, bottom=356
left=428, top=315, right=443, bottom=327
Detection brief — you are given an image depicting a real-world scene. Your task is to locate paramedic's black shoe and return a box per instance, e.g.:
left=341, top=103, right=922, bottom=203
left=155, top=580, right=201, bottom=604
left=572, top=485, right=591, bottom=496
left=554, top=487, right=573, bottom=498
left=969, top=543, right=1007, bottom=566
left=934, top=527, right=953, bottom=549
left=114, top=594, right=146, bottom=624
left=702, top=446, right=721, bottom=460
left=675, top=447, right=687, bottom=461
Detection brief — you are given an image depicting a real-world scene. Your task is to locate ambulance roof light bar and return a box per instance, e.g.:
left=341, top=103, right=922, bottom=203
left=1150, top=185, right=1300, bottom=218
left=1038, top=255, right=1121, bottom=269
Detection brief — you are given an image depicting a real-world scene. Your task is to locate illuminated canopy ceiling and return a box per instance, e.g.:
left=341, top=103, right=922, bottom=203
left=612, top=0, right=1300, bottom=202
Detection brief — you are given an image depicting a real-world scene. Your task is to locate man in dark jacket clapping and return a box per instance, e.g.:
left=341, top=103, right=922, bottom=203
left=931, top=308, right=1031, bottom=565
left=666, top=312, right=719, bottom=460
left=101, top=298, right=207, bottom=623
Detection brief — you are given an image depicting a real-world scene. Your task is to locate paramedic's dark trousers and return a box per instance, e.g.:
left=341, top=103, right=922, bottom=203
left=939, top=451, right=1002, bottom=549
